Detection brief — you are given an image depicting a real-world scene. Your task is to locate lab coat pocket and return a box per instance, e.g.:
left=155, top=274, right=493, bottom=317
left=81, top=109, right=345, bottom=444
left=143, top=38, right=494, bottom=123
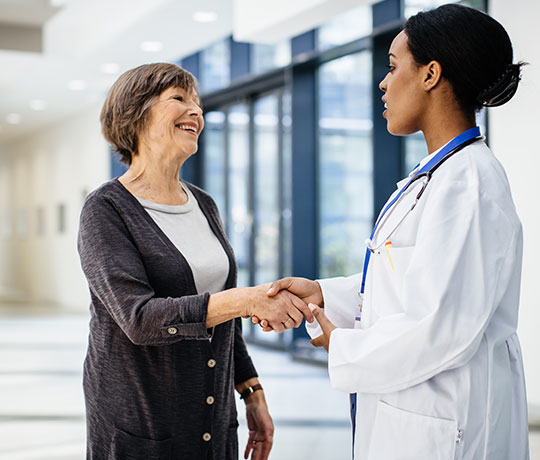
left=371, top=245, right=414, bottom=318
left=366, top=400, right=458, bottom=460
left=382, top=244, right=414, bottom=279
left=109, top=427, right=172, bottom=460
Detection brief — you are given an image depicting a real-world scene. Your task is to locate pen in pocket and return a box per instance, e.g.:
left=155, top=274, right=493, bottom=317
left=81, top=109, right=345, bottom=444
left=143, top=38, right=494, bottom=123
left=385, top=241, right=395, bottom=270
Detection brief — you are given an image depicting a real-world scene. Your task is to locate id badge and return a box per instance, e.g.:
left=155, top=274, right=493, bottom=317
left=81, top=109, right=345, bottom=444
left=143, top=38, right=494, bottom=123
left=355, top=291, right=364, bottom=322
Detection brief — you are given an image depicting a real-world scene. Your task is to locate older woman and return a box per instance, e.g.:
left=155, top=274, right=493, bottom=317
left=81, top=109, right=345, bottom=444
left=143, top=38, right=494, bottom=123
left=78, top=63, right=312, bottom=460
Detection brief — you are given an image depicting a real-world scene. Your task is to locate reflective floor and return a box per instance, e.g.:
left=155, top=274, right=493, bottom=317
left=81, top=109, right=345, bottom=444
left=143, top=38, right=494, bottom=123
left=0, top=304, right=538, bottom=459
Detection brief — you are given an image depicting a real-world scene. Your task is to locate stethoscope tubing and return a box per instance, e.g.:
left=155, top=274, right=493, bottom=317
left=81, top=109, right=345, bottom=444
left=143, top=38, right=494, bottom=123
left=366, top=136, right=483, bottom=253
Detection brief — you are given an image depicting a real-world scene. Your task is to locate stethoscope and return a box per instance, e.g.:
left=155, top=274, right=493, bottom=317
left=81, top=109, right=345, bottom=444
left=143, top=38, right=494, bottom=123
left=360, top=126, right=483, bottom=293
left=349, top=126, right=483, bottom=457
left=366, top=133, right=483, bottom=253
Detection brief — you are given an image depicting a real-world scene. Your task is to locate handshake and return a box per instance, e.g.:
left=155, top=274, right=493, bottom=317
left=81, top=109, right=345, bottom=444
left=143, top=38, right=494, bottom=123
left=243, top=277, right=323, bottom=333
left=242, top=277, right=337, bottom=351
left=209, top=277, right=337, bottom=350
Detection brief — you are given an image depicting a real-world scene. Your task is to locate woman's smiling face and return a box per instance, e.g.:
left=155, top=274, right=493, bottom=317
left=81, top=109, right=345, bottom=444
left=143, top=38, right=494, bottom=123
left=379, top=30, right=428, bottom=136
left=141, top=86, right=204, bottom=158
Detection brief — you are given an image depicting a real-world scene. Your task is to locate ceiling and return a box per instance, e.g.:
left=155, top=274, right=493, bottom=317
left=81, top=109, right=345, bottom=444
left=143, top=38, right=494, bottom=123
left=0, top=0, right=236, bottom=143
left=0, top=0, right=377, bottom=144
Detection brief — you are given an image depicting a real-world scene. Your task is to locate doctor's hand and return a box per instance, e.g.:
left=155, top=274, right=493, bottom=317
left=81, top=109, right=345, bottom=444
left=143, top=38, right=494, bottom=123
left=246, top=284, right=313, bottom=333
left=266, top=277, right=324, bottom=306
left=254, top=277, right=323, bottom=331
left=308, top=303, right=336, bottom=352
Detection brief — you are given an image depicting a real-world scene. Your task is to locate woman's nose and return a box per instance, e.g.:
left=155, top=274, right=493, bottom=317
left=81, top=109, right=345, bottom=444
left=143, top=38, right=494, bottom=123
left=379, top=76, right=387, bottom=93
left=189, top=103, right=202, bottom=117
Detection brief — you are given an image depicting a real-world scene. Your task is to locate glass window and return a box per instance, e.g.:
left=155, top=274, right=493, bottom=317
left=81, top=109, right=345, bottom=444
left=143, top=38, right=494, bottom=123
left=200, top=38, right=230, bottom=93
left=318, top=51, right=373, bottom=278
left=254, top=94, right=280, bottom=285
left=228, top=104, right=251, bottom=287
left=203, top=111, right=227, bottom=220
left=403, top=133, right=426, bottom=175
left=251, top=90, right=293, bottom=345
left=318, top=5, right=372, bottom=51
left=251, top=39, right=291, bottom=74
left=281, top=91, right=293, bottom=277
left=404, top=0, right=485, bottom=18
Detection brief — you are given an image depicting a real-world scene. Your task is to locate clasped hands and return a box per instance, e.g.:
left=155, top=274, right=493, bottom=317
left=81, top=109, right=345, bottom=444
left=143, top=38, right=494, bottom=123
left=246, top=277, right=336, bottom=351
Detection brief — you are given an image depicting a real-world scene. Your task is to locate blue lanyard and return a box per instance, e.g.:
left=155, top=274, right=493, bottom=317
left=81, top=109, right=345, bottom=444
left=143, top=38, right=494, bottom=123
left=349, top=126, right=481, bottom=458
left=359, top=126, right=481, bottom=296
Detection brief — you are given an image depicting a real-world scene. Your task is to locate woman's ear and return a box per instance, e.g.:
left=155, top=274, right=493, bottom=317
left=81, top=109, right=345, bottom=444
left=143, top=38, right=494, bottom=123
left=423, top=60, right=443, bottom=92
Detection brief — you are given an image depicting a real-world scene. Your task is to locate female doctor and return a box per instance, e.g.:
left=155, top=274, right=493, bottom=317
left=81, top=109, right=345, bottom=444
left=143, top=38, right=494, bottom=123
left=265, top=4, right=529, bottom=460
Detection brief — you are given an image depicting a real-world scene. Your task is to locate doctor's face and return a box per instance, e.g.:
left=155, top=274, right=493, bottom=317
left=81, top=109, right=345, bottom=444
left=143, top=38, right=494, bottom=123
left=379, top=31, right=427, bottom=136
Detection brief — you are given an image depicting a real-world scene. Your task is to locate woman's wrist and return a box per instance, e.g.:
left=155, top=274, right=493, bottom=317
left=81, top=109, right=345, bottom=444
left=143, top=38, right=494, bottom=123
left=207, top=287, right=250, bottom=327
left=244, top=388, right=266, bottom=406
left=239, top=383, right=264, bottom=401
left=236, top=377, right=265, bottom=404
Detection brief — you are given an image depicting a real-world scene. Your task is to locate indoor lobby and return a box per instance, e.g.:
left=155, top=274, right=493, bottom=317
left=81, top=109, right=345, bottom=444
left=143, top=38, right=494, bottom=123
left=1, top=0, right=539, bottom=458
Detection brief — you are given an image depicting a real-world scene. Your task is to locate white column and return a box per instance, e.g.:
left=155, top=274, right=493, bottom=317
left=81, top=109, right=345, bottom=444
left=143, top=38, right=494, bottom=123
left=489, top=0, right=540, bottom=408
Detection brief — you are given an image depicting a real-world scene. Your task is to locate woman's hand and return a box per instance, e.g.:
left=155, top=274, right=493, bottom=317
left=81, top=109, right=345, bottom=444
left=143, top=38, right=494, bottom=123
left=207, top=284, right=312, bottom=331
left=238, top=380, right=274, bottom=460
left=246, top=284, right=314, bottom=333
left=253, top=278, right=324, bottom=331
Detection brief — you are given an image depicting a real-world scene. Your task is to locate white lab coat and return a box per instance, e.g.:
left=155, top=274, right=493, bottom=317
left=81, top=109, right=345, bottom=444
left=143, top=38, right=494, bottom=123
left=307, top=141, right=529, bottom=460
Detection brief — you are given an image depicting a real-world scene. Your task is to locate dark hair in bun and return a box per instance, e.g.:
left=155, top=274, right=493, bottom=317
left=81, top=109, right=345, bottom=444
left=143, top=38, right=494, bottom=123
left=404, top=4, right=524, bottom=113
left=477, top=64, right=521, bottom=107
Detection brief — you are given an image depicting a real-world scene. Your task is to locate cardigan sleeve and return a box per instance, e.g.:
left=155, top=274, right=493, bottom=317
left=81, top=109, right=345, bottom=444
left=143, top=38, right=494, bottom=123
left=233, top=318, right=258, bottom=385
left=78, top=193, right=211, bottom=346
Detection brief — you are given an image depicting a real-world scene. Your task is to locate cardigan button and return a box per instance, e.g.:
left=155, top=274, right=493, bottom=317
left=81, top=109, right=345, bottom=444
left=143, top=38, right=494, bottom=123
left=202, top=432, right=212, bottom=442
left=167, top=327, right=178, bottom=335
left=207, top=358, right=216, bottom=368
left=206, top=395, right=215, bottom=405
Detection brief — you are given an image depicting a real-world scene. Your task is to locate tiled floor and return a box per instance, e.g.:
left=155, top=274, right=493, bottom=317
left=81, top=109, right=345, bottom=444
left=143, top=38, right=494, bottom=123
left=0, top=306, right=538, bottom=459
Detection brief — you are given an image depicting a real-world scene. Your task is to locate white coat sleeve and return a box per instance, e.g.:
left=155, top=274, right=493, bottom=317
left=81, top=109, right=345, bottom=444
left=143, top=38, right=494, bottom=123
left=305, top=274, right=362, bottom=338
left=328, top=178, right=517, bottom=394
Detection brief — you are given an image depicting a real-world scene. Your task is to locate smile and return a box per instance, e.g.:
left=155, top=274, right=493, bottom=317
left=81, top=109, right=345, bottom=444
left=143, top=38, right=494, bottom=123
left=175, top=124, right=198, bottom=134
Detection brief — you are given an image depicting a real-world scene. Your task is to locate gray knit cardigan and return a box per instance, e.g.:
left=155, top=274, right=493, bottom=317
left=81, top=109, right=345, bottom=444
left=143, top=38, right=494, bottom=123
left=78, top=179, right=257, bottom=460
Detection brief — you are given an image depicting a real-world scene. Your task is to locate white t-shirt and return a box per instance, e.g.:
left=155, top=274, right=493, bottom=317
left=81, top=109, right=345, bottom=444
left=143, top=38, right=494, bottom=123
left=136, top=185, right=229, bottom=295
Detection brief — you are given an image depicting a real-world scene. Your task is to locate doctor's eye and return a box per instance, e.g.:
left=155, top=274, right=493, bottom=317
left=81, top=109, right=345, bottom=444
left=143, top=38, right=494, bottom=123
left=386, top=65, right=396, bottom=72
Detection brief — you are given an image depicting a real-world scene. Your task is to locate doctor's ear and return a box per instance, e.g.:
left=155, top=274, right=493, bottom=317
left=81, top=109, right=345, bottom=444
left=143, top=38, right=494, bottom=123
left=423, top=60, right=443, bottom=91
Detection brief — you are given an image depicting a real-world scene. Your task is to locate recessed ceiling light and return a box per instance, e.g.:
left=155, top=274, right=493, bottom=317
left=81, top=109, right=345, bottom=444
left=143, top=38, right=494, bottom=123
left=7, top=113, right=22, bottom=125
left=68, top=80, right=87, bottom=91
left=30, top=99, right=47, bottom=111
left=101, top=62, right=120, bottom=74
left=140, top=41, right=163, bottom=52
left=193, top=11, right=218, bottom=23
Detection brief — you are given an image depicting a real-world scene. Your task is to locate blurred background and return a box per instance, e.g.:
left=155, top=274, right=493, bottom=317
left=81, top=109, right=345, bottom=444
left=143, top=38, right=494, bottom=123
left=0, top=0, right=538, bottom=458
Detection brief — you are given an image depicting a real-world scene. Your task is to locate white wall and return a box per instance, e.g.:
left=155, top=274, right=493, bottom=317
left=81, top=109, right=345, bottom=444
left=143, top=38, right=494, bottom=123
left=489, top=0, right=540, bottom=408
left=0, top=105, right=109, bottom=310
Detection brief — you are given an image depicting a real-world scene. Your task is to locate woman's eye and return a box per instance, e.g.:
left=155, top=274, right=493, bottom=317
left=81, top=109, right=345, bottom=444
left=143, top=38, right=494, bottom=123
left=386, top=65, right=395, bottom=72
left=174, top=96, right=184, bottom=102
